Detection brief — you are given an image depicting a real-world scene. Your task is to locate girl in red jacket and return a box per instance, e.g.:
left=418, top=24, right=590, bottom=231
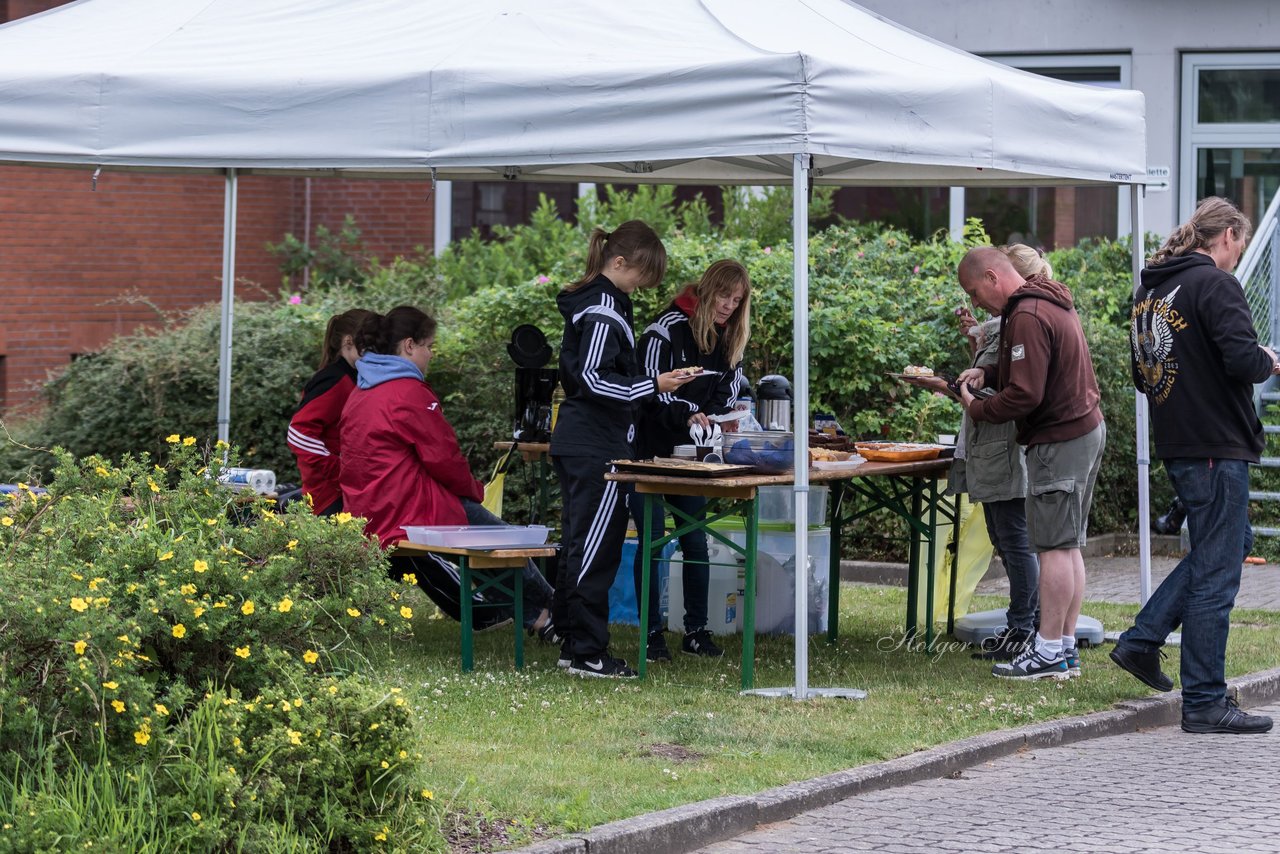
left=287, top=309, right=374, bottom=515
left=340, top=306, right=557, bottom=636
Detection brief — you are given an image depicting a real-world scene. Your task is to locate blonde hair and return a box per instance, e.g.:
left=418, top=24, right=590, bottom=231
left=1150, top=196, right=1252, bottom=266
left=689, top=260, right=752, bottom=365
left=998, top=244, right=1053, bottom=280
left=566, top=219, right=667, bottom=292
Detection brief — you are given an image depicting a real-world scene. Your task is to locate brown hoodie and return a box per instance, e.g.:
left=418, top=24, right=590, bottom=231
left=968, top=274, right=1102, bottom=447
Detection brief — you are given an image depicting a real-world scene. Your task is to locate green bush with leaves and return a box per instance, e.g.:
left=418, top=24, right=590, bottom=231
left=0, top=188, right=1150, bottom=537
left=0, top=442, right=442, bottom=851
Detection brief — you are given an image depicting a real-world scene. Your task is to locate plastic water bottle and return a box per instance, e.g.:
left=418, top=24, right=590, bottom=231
left=217, top=467, right=276, bottom=495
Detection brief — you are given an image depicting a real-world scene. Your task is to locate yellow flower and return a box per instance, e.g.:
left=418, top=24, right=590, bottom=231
left=374, top=828, right=388, bottom=842
left=134, top=729, right=150, bottom=745
left=190, top=812, right=201, bottom=822
left=193, top=560, right=208, bottom=573
left=69, top=597, right=89, bottom=612
left=1, top=517, right=13, bottom=527
left=103, top=681, right=119, bottom=690
left=215, top=439, right=229, bottom=449
left=288, top=729, right=302, bottom=745
left=182, top=436, right=196, bottom=446
left=111, top=700, right=125, bottom=714
left=334, top=512, right=353, bottom=525
left=400, top=606, right=413, bottom=620
left=276, top=597, right=293, bottom=613
left=155, top=704, right=169, bottom=716
left=95, top=465, right=110, bottom=477
left=403, top=572, right=417, bottom=586
left=286, top=539, right=298, bottom=551
left=328, top=685, right=338, bottom=695
left=165, top=434, right=180, bottom=444
left=74, top=640, right=87, bottom=655
left=399, top=750, right=408, bottom=759
left=172, top=624, right=187, bottom=639
left=148, top=480, right=160, bottom=493
left=421, top=789, right=433, bottom=800
left=303, top=650, right=319, bottom=664
left=158, top=551, right=174, bottom=562
left=180, top=583, right=197, bottom=595
left=234, top=646, right=250, bottom=659
left=117, top=634, right=130, bottom=644
left=346, top=607, right=361, bottom=618
left=241, top=601, right=255, bottom=616
left=192, top=606, right=206, bottom=618
left=380, top=760, right=389, bottom=769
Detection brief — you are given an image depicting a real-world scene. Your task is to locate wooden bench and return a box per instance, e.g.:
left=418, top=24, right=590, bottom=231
left=389, top=541, right=558, bottom=672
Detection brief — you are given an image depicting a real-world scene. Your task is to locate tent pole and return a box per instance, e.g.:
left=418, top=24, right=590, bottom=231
left=792, top=153, right=811, bottom=701
left=1131, top=183, right=1151, bottom=604
left=217, top=168, right=238, bottom=447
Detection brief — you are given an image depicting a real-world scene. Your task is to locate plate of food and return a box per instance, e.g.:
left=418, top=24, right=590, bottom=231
left=854, top=441, right=948, bottom=462
left=673, top=366, right=720, bottom=378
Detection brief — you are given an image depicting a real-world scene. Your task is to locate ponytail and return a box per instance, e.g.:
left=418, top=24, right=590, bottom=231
left=565, top=219, right=667, bottom=292
left=998, top=244, right=1053, bottom=280
left=354, top=306, right=437, bottom=357
left=318, top=308, right=376, bottom=369
left=1150, top=196, right=1252, bottom=266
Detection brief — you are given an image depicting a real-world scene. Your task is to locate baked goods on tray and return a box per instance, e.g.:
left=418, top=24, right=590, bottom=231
left=902, top=365, right=934, bottom=377
left=854, top=441, right=944, bottom=462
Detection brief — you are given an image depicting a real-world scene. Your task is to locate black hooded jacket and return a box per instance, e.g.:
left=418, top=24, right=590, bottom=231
left=550, top=274, right=657, bottom=459
left=1130, top=251, right=1272, bottom=462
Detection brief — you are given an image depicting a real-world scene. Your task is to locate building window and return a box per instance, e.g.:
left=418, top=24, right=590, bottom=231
left=449, top=181, right=579, bottom=242
left=1182, top=53, right=1280, bottom=225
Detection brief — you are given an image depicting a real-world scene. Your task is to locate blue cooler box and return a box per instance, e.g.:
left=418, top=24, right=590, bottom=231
left=608, top=539, right=674, bottom=625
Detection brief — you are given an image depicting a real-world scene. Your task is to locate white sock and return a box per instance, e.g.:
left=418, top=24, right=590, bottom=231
left=1062, top=635, right=1077, bottom=652
left=1036, top=634, right=1063, bottom=658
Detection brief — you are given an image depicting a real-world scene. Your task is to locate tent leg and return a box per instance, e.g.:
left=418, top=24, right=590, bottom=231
left=742, top=155, right=863, bottom=703
left=1131, top=183, right=1151, bottom=605
left=217, top=169, right=239, bottom=448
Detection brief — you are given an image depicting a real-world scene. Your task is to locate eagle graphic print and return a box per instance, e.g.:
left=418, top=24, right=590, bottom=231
left=1131, top=284, right=1187, bottom=405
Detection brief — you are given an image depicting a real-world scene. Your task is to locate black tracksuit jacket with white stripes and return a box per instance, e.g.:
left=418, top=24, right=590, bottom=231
left=636, top=301, right=744, bottom=459
left=550, top=274, right=657, bottom=459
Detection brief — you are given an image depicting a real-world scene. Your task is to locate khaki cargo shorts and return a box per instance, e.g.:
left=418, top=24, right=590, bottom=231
left=1025, top=421, right=1106, bottom=552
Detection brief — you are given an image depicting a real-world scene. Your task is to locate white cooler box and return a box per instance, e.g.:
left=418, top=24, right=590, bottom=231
left=668, top=522, right=830, bottom=636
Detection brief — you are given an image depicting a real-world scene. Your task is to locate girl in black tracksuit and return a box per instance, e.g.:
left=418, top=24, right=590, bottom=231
left=631, top=259, right=751, bottom=661
left=550, top=220, right=694, bottom=678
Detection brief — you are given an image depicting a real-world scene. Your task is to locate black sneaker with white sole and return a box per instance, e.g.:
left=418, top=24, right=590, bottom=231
left=557, top=641, right=572, bottom=669
left=567, top=653, right=637, bottom=679
left=992, top=645, right=1069, bottom=680
left=681, top=628, right=723, bottom=658
left=646, top=630, right=672, bottom=662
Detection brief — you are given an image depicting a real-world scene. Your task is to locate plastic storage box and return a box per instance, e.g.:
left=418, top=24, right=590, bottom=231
left=401, top=524, right=549, bottom=549
left=667, top=541, right=745, bottom=635
left=723, top=430, right=795, bottom=473
left=705, top=520, right=830, bottom=635
left=757, top=485, right=829, bottom=527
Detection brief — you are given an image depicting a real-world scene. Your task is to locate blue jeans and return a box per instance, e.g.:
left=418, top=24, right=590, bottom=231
left=461, top=499, right=556, bottom=630
left=630, top=493, right=709, bottom=632
left=982, top=498, right=1039, bottom=634
left=1118, top=458, right=1251, bottom=712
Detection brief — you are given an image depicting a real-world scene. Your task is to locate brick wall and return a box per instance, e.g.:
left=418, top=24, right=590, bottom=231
left=0, top=165, right=435, bottom=415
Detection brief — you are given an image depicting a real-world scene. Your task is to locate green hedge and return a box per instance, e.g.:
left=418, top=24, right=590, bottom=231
left=0, top=192, right=1152, bottom=534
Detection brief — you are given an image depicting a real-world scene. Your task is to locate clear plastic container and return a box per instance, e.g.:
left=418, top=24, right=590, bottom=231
left=758, top=485, right=829, bottom=527
left=401, top=525, right=549, bottom=548
left=723, top=430, right=795, bottom=472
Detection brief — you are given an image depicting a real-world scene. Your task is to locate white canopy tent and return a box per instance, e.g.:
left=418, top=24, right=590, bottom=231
left=0, top=0, right=1151, bottom=698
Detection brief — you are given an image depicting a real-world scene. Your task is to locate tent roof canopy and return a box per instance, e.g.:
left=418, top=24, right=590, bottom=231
left=0, top=0, right=1146, bottom=187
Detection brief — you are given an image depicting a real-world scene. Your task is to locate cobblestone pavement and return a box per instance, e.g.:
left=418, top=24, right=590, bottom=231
left=697, top=701, right=1280, bottom=854
left=976, top=553, right=1280, bottom=612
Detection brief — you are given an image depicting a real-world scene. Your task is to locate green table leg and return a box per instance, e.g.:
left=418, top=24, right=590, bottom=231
left=827, top=481, right=845, bottom=644
left=924, top=478, right=938, bottom=651
left=741, top=496, right=759, bottom=692
left=947, top=493, right=961, bottom=636
left=513, top=566, right=524, bottom=670
left=638, top=493, right=653, bottom=679
left=460, top=557, right=474, bottom=673
left=905, top=486, right=923, bottom=642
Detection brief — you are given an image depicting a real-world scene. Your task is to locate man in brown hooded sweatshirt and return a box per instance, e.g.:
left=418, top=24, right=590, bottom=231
left=956, top=247, right=1105, bottom=680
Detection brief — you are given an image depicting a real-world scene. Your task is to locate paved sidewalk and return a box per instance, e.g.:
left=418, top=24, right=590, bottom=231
left=696, top=700, right=1280, bottom=854
left=975, top=551, right=1280, bottom=611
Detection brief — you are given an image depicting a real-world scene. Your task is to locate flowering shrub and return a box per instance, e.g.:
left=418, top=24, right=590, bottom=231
left=0, top=442, right=437, bottom=849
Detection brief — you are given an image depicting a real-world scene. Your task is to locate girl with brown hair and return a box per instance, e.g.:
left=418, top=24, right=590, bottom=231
left=631, top=259, right=752, bottom=661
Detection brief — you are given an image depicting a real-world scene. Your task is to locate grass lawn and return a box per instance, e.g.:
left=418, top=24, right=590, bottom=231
left=366, top=582, right=1280, bottom=850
